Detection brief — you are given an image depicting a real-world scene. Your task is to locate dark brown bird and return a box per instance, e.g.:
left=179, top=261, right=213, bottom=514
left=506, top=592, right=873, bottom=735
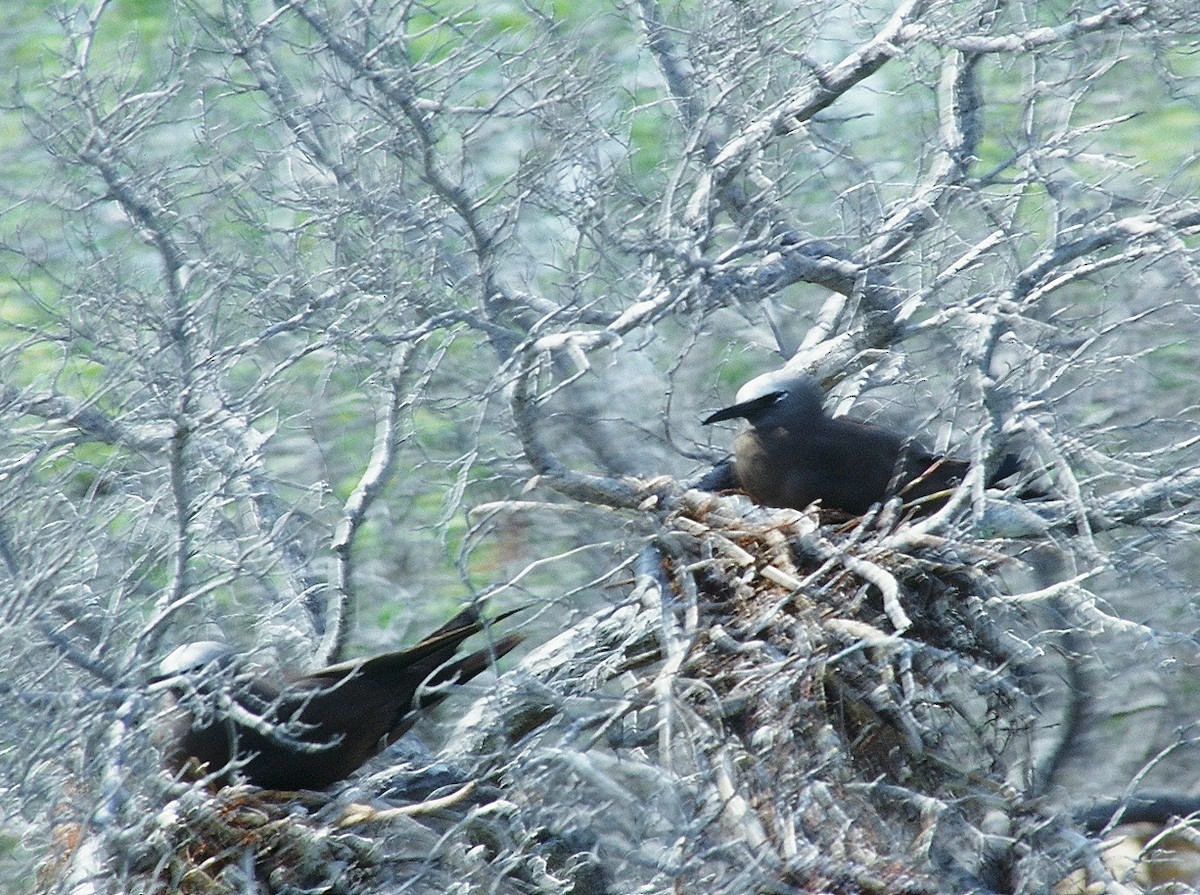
left=703, top=371, right=1020, bottom=516
left=156, top=606, right=522, bottom=790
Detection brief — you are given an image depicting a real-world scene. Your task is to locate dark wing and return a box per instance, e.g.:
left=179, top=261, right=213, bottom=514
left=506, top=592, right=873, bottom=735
left=308, top=605, right=524, bottom=679
left=894, top=447, right=969, bottom=508
left=694, top=457, right=741, bottom=494
left=293, top=606, right=523, bottom=749
left=775, top=416, right=903, bottom=515
left=386, top=631, right=523, bottom=743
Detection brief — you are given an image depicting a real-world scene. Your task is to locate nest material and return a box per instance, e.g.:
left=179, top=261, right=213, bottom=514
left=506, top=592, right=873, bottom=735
left=102, top=772, right=605, bottom=895
left=628, top=488, right=1096, bottom=894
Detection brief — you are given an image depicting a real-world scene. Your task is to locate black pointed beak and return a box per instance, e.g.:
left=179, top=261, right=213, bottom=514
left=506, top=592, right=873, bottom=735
left=702, top=392, right=781, bottom=425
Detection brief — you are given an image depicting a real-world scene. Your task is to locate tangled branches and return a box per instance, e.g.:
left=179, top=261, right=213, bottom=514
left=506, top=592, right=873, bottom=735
left=504, top=487, right=1120, bottom=894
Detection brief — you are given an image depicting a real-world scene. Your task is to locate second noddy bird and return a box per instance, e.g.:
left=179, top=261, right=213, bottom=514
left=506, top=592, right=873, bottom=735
left=702, top=371, right=1020, bottom=516
left=156, top=606, right=522, bottom=790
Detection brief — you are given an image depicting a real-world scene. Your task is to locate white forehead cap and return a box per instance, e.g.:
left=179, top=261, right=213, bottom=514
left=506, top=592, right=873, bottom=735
left=158, top=640, right=232, bottom=677
left=734, top=369, right=808, bottom=404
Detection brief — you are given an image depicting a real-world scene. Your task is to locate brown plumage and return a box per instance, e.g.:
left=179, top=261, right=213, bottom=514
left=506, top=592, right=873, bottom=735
left=157, top=607, right=522, bottom=790
left=703, top=371, right=1020, bottom=516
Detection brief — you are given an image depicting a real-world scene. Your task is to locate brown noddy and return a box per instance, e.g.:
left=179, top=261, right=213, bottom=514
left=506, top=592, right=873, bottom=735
left=156, top=606, right=522, bottom=790
left=703, top=371, right=1021, bottom=516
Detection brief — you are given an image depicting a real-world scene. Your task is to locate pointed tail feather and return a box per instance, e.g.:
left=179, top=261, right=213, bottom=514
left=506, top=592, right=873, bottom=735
left=419, top=632, right=524, bottom=700
left=313, top=605, right=527, bottom=678
left=388, top=632, right=524, bottom=743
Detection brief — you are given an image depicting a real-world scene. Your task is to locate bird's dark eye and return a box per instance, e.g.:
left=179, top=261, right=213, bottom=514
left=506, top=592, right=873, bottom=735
left=772, top=390, right=788, bottom=404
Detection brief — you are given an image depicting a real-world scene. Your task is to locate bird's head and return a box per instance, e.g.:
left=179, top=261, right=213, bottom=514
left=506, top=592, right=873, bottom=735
left=703, top=370, right=825, bottom=428
left=150, top=640, right=242, bottom=701
left=152, top=641, right=282, bottom=737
